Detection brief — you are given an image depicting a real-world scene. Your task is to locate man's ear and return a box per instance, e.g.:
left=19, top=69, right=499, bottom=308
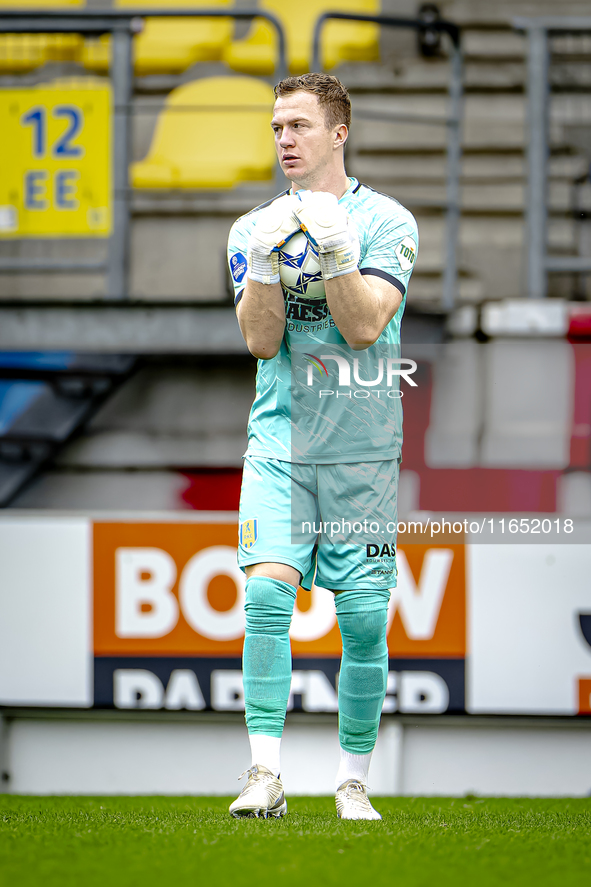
left=334, top=124, right=348, bottom=149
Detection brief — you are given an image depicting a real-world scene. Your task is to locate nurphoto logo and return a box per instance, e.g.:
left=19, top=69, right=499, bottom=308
left=303, top=352, right=418, bottom=399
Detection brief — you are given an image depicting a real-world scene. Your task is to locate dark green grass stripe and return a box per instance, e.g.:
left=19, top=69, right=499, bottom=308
left=1, top=797, right=590, bottom=887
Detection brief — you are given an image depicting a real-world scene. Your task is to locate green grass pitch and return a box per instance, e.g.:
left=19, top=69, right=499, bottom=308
left=1, top=796, right=590, bottom=887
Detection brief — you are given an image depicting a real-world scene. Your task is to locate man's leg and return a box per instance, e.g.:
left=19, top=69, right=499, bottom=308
left=230, top=554, right=303, bottom=818
left=243, top=563, right=300, bottom=777
left=333, top=588, right=390, bottom=819
left=231, top=457, right=317, bottom=817
left=315, top=459, right=398, bottom=818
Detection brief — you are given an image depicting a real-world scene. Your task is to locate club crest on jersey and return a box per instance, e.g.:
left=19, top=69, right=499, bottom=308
left=230, top=252, right=247, bottom=283
left=395, top=236, right=417, bottom=272
left=240, top=518, right=258, bottom=548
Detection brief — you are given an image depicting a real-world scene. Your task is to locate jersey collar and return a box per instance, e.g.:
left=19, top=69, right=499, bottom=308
left=340, top=177, right=359, bottom=200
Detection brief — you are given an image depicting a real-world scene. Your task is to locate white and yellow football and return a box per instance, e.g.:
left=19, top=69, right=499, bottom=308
left=277, top=231, right=326, bottom=301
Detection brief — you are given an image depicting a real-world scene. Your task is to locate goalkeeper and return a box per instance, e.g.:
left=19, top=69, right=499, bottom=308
left=227, top=73, right=418, bottom=820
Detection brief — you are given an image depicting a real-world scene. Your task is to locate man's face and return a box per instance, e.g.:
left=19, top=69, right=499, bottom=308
left=271, top=91, right=341, bottom=188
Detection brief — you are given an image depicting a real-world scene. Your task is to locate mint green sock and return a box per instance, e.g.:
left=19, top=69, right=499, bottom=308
left=243, top=576, right=297, bottom=738
left=335, top=589, right=390, bottom=755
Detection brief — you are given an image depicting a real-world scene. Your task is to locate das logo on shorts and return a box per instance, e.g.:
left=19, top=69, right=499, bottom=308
left=240, top=518, right=258, bottom=548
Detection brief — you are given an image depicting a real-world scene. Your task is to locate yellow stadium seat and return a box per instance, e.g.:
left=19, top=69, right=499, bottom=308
left=0, top=0, right=81, bottom=5
left=82, top=0, right=232, bottom=76
left=0, top=0, right=83, bottom=73
left=131, top=76, right=276, bottom=189
left=223, top=0, right=380, bottom=76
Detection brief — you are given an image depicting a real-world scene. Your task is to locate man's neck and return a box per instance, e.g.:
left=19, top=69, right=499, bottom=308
left=290, top=170, right=351, bottom=199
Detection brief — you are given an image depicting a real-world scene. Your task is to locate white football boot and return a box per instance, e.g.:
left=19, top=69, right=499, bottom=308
left=229, top=764, right=288, bottom=819
left=335, top=779, right=382, bottom=820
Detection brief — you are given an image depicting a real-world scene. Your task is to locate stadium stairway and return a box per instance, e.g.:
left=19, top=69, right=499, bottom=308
left=0, top=352, right=135, bottom=506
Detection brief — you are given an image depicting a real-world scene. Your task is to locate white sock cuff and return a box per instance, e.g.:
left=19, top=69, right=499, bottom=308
left=335, top=749, right=372, bottom=791
left=249, top=734, right=282, bottom=778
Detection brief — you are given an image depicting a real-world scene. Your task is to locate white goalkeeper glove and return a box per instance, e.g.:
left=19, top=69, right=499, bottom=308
left=293, top=190, right=360, bottom=280
left=247, top=193, right=301, bottom=285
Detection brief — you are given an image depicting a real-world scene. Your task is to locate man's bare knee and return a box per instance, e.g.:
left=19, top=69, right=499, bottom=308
left=245, top=562, right=301, bottom=589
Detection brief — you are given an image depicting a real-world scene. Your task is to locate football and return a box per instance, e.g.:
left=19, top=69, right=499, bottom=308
left=278, top=231, right=326, bottom=300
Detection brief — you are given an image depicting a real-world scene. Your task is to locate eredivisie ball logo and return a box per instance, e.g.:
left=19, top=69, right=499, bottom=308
left=278, top=231, right=325, bottom=300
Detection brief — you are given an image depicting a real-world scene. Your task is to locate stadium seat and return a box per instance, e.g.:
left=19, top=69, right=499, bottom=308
left=0, top=0, right=83, bottom=73
left=223, top=0, right=380, bottom=76
left=81, top=0, right=232, bottom=76
left=131, top=77, right=276, bottom=189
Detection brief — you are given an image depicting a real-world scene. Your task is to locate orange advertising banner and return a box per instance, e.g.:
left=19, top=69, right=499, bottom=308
left=93, top=521, right=465, bottom=659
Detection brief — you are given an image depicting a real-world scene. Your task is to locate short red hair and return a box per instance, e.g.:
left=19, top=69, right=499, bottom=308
left=274, top=73, right=351, bottom=130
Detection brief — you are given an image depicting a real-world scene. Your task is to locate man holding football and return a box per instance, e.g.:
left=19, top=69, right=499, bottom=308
left=227, top=73, right=418, bottom=820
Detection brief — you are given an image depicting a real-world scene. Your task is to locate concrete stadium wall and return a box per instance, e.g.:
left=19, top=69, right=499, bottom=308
left=3, top=714, right=591, bottom=798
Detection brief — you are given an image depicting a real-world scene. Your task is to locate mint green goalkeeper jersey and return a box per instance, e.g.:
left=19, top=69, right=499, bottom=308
left=227, top=177, right=418, bottom=464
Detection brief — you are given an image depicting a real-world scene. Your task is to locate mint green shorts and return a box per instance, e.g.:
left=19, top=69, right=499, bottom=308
left=238, top=456, right=399, bottom=591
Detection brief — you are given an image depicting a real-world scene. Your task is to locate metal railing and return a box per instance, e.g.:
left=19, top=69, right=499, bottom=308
left=514, top=16, right=591, bottom=299
left=313, top=12, right=463, bottom=312
left=0, top=8, right=287, bottom=299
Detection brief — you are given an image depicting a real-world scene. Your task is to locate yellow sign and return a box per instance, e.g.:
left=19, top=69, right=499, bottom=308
left=0, top=81, right=111, bottom=238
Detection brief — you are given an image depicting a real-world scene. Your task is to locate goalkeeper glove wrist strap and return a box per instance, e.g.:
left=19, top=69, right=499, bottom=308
left=319, top=246, right=358, bottom=280
left=247, top=250, right=280, bottom=285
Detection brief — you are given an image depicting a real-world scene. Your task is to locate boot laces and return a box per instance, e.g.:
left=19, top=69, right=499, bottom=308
left=237, top=765, right=276, bottom=787
left=238, top=765, right=260, bottom=782
left=343, top=780, right=373, bottom=809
